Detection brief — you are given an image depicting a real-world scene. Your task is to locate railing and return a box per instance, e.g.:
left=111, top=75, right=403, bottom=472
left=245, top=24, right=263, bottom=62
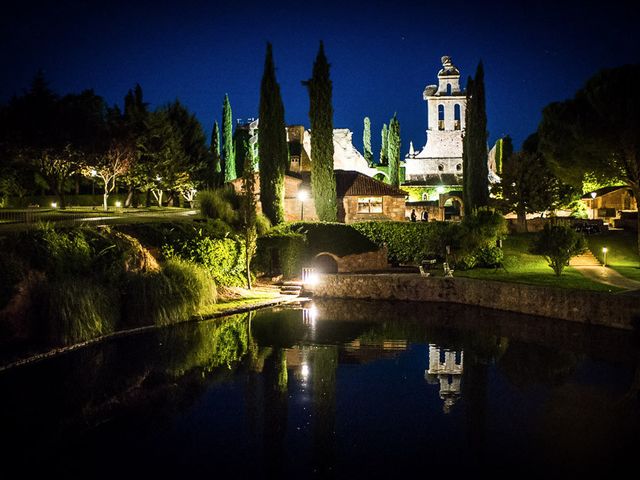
left=302, top=267, right=316, bottom=283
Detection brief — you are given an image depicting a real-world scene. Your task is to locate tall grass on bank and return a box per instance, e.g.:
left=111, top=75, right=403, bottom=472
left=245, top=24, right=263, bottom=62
left=122, top=259, right=217, bottom=328
left=34, top=276, right=118, bottom=346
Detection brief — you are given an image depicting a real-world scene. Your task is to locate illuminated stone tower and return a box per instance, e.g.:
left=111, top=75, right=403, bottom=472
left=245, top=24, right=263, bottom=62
left=405, top=56, right=466, bottom=182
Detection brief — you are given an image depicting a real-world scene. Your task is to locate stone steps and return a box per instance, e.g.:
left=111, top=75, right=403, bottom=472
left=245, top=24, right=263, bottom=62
left=569, top=249, right=601, bottom=266
left=279, top=281, right=303, bottom=296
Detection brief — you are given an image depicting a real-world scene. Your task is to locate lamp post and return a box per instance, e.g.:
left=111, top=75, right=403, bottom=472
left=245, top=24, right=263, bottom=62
left=298, top=189, right=308, bottom=220
left=602, top=247, right=608, bottom=267
left=590, top=192, right=597, bottom=219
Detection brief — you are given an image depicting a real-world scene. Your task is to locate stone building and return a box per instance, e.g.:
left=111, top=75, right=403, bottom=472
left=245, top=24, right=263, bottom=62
left=582, top=185, right=637, bottom=224
left=230, top=169, right=406, bottom=224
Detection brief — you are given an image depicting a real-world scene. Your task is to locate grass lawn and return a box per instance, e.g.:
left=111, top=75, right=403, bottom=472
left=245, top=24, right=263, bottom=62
left=197, top=285, right=283, bottom=317
left=586, top=229, right=640, bottom=282
left=455, top=233, right=623, bottom=292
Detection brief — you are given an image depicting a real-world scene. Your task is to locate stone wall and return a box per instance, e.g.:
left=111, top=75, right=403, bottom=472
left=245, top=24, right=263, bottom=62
left=311, top=274, right=640, bottom=330
left=335, top=247, right=389, bottom=272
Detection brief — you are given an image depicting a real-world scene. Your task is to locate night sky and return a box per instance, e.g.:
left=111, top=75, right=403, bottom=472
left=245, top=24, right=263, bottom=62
left=2, top=0, right=638, bottom=156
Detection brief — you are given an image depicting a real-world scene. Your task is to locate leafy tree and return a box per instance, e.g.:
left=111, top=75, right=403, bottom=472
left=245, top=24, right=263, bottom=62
left=388, top=113, right=401, bottom=187
left=258, top=43, right=289, bottom=225
left=463, top=62, right=489, bottom=212
left=530, top=223, right=587, bottom=276
left=119, top=84, right=150, bottom=207
left=82, top=140, right=134, bottom=210
left=0, top=75, right=109, bottom=208
left=222, top=94, right=236, bottom=182
left=538, top=64, right=640, bottom=255
left=240, top=139, right=258, bottom=289
left=379, top=123, right=388, bottom=165
left=363, top=117, right=373, bottom=166
left=304, top=41, right=337, bottom=222
left=165, top=100, right=209, bottom=205
left=210, top=120, right=221, bottom=187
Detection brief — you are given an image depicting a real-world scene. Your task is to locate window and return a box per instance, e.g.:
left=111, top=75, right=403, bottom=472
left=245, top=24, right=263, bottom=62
left=456, top=163, right=462, bottom=171
left=421, top=192, right=428, bottom=201
left=438, top=164, right=444, bottom=172
left=438, top=104, right=445, bottom=130
left=357, top=196, right=383, bottom=213
left=446, top=83, right=452, bottom=96
left=454, top=104, right=461, bottom=130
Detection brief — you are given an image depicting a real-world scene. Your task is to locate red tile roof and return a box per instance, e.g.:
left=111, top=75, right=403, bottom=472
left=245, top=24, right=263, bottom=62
left=335, top=170, right=407, bottom=197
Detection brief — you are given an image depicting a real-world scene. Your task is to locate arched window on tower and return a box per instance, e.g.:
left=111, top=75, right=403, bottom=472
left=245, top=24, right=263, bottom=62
left=438, top=104, right=445, bottom=130
left=454, top=104, right=461, bottom=130
left=447, top=83, right=452, bottom=96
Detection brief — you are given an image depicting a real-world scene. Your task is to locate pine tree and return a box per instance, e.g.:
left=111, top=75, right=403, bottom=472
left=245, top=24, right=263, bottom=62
left=210, top=120, right=221, bottom=187
left=380, top=123, right=389, bottom=165
left=258, top=43, right=288, bottom=225
left=462, top=62, right=489, bottom=212
left=388, top=114, right=401, bottom=187
left=303, top=41, right=337, bottom=222
left=222, top=94, right=235, bottom=182
left=363, top=117, right=373, bottom=166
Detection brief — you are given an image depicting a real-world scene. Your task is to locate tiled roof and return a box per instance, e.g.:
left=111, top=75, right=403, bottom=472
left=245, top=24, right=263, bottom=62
left=335, top=170, right=407, bottom=197
left=580, top=185, right=630, bottom=199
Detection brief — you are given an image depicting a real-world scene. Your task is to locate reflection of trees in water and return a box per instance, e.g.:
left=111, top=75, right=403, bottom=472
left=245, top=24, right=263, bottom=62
left=498, top=341, right=580, bottom=388
left=158, top=312, right=250, bottom=377
left=309, top=345, right=338, bottom=476
left=262, top=347, right=288, bottom=477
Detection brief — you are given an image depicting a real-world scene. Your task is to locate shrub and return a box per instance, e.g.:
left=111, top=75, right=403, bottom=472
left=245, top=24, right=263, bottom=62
left=255, top=213, right=272, bottom=236
left=530, top=223, right=587, bottom=276
left=286, top=222, right=377, bottom=257
left=455, top=254, right=477, bottom=271
left=475, top=244, right=504, bottom=267
left=34, top=276, right=118, bottom=346
left=163, top=258, right=217, bottom=311
left=255, top=232, right=306, bottom=279
left=163, top=233, right=246, bottom=287
left=197, top=188, right=238, bottom=226
left=122, top=259, right=217, bottom=328
left=352, top=221, right=462, bottom=264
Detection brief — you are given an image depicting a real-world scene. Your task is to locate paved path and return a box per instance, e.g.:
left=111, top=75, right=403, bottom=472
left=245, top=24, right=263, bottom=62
left=573, top=265, right=640, bottom=291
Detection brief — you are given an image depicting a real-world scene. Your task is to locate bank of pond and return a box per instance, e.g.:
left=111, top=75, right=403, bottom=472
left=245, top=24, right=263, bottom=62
left=0, top=300, right=638, bottom=476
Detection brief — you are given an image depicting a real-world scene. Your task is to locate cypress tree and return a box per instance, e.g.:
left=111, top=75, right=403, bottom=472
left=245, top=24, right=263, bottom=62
left=363, top=117, right=373, bottom=165
left=388, top=114, right=401, bottom=187
left=258, top=43, right=288, bottom=225
left=380, top=123, right=389, bottom=165
left=222, top=94, right=236, bottom=182
left=462, top=62, right=489, bottom=212
left=304, top=41, right=337, bottom=222
left=240, top=138, right=257, bottom=289
left=210, top=120, right=221, bottom=187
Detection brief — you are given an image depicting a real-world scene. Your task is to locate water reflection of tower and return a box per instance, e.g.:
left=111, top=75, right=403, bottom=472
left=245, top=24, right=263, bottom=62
left=425, top=344, right=464, bottom=414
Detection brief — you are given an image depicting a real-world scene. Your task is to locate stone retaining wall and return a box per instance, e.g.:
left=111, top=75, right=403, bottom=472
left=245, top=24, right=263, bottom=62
left=311, top=274, right=640, bottom=330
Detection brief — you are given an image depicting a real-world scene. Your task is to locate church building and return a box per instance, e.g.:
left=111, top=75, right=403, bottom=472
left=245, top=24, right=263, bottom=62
left=405, top=56, right=466, bottom=183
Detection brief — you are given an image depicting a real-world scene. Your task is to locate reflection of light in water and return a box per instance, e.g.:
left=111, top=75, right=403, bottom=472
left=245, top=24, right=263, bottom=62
left=301, top=363, right=310, bottom=380
left=302, top=304, right=318, bottom=339
left=425, top=344, right=464, bottom=414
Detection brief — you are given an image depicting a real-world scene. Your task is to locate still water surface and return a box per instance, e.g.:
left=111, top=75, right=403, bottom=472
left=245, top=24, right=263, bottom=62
left=1, top=299, right=638, bottom=477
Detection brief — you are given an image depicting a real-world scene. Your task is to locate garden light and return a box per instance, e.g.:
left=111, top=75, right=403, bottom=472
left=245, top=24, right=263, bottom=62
left=602, top=247, right=608, bottom=267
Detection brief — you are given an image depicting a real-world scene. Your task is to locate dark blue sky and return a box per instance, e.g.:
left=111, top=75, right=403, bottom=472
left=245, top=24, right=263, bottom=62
left=2, top=0, right=638, bottom=156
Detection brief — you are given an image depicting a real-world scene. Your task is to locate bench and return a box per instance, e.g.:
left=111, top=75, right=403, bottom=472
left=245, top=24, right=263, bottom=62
left=418, top=265, right=431, bottom=277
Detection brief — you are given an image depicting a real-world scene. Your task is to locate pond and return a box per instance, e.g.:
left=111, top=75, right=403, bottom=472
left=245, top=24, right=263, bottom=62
left=1, top=299, right=638, bottom=477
